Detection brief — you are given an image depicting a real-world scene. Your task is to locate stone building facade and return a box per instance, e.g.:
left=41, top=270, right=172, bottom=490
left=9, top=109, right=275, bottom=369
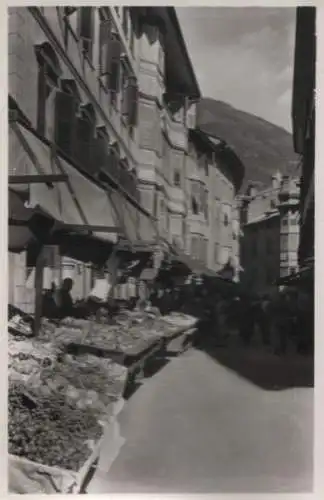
left=184, top=130, right=243, bottom=278
left=8, top=6, right=244, bottom=312
left=240, top=173, right=300, bottom=294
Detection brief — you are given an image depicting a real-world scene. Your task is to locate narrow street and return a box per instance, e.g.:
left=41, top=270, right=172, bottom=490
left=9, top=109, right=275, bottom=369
left=88, top=348, right=313, bottom=494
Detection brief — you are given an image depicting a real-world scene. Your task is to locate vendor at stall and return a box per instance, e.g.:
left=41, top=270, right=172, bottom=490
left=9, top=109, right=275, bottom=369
left=53, top=278, right=75, bottom=319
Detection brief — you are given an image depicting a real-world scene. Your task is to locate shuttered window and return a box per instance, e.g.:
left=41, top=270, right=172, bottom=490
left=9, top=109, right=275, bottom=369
left=36, top=50, right=59, bottom=138
left=74, top=115, right=94, bottom=173
left=95, top=131, right=108, bottom=174
left=108, top=34, right=122, bottom=96
left=98, top=16, right=113, bottom=89
left=139, top=102, right=156, bottom=150
left=126, top=77, right=139, bottom=127
left=78, top=7, right=94, bottom=62
left=54, top=91, right=77, bottom=157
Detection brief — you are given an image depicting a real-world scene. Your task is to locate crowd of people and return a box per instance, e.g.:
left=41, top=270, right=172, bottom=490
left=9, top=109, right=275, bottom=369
left=40, top=273, right=313, bottom=357
left=200, top=287, right=314, bottom=356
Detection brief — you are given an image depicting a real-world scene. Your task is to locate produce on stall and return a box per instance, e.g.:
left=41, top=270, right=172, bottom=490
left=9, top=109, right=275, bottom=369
left=28, top=353, right=127, bottom=417
left=9, top=380, right=103, bottom=471
left=9, top=335, right=62, bottom=382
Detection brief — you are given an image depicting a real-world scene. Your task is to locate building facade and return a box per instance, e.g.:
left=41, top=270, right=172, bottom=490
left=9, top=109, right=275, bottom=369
left=184, top=129, right=243, bottom=279
left=8, top=6, right=245, bottom=313
left=240, top=173, right=300, bottom=294
left=8, top=6, right=158, bottom=311
left=292, top=6, right=315, bottom=268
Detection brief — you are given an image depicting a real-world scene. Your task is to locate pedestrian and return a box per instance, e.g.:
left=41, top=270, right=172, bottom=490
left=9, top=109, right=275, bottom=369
left=258, top=294, right=271, bottom=346
left=239, top=296, right=255, bottom=347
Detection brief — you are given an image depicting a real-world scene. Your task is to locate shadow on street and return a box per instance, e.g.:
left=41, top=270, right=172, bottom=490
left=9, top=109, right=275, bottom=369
left=195, top=337, right=314, bottom=391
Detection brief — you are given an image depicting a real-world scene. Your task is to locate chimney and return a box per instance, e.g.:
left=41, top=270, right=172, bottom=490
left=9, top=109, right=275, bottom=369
left=246, top=183, right=257, bottom=198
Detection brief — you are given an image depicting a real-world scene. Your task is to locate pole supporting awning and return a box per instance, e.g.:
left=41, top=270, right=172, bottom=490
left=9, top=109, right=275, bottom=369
left=9, top=174, right=68, bottom=185
left=60, top=223, right=122, bottom=234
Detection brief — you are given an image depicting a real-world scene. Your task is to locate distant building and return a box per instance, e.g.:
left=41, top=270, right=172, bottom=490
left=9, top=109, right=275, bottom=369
left=184, top=130, right=244, bottom=279
left=240, top=173, right=300, bottom=294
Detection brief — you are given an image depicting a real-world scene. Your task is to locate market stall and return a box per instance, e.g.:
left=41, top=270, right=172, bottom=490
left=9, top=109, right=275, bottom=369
left=8, top=325, right=127, bottom=494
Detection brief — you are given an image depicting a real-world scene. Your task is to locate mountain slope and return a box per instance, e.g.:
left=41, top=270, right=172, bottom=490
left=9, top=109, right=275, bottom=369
left=197, top=98, right=299, bottom=192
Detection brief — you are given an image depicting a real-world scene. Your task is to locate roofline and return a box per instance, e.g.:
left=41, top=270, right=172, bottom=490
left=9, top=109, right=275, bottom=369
left=193, top=129, right=246, bottom=193
left=166, top=7, right=201, bottom=99
left=244, top=212, right=279, bottom=227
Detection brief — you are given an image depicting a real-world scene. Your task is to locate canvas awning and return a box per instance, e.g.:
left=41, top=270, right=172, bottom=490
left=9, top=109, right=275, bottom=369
left=9, top=120, right=158, bottom=247
left=8, top=189, right=37, bottom=251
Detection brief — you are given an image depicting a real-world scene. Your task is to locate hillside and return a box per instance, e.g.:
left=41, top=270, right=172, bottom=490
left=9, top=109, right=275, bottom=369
left=197, top=98, right=299, bottom=192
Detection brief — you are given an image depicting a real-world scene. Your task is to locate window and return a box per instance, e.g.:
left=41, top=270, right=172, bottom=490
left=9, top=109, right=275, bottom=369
left=78, top=7, right=94, bottom=62
left=203, top=189, right=209, bottom=221
left=290, top=212, right=299, bottom=225
left=174, top=170, right=181, bottom=187
left=36, top=44, right=60, bottom=137
left=54, top=90, right=77, bottom=157
left=282, top=215, right=288, bottom=227
left=214, top=243, right=219, bottom=264
left=224, top=213, right=229, bottom=227
left=281, top=234, right=288, bottom=251
left=191, top=180, right=201, bottom=214
left=74, top=105, right=96, bottom=173
left=122, top=7, right=129, bottom=38
left=98, top=15, right=112, bottom=89
left=191, top=236, right=199, bottom=259
left=191, top=196, right=199, bottom=215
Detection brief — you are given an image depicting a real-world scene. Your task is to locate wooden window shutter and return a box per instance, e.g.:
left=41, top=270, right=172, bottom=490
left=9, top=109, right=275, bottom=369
left=127, top=78, right=139, bottom=126
left=121, top=70, right=129, bottom=116
left=106, top=35, right=121, bottom=91
left=54, top=90, right=76, bottom=156
left=74, top=116, right=93, bottom=173
left=99, top=17, right=112, bottom=75
left=79, top=7, right=92, bottom=39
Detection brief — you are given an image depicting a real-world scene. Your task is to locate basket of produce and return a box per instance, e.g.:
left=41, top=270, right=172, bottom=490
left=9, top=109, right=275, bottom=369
left=8, top=380, right=106, bottom=493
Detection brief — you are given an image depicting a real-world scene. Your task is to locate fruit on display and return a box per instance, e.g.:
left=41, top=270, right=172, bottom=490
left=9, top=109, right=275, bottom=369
left=8, top=381, right=103, bottom=471
left=34, top=353, right=127, bottom=410
left=40, top=326, right=86, bottom=346
left=9, top=336, right=61, bottom=381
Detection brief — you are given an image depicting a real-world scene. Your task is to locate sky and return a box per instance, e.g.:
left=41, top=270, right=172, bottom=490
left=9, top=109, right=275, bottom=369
left=177, top=7, right=296, bottom=132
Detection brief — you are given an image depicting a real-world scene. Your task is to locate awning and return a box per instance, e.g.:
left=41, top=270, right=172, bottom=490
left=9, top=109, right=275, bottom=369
left=8, top=189, right=37, bottom=251
left=9, top=121, right=149, bottom=245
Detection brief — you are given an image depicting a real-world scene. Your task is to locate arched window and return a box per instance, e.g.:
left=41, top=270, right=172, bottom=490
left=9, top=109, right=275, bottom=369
left=35, top=42, right=61, bottom=137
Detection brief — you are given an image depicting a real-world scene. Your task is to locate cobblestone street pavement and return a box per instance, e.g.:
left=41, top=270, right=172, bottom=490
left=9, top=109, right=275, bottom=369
left=88, top=348, right=313, bottom=494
